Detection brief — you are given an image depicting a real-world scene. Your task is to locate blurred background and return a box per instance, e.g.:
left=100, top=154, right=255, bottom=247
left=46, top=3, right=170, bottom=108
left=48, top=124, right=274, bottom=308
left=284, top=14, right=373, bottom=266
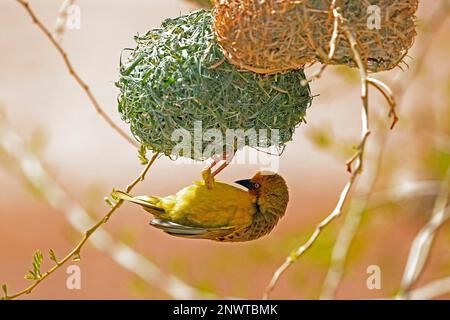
left=0, top=0, right=449, bottom=299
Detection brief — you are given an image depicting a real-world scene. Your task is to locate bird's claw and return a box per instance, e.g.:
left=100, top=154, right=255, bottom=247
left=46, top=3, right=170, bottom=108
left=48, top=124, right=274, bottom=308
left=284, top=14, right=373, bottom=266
left=202, top=168, right=215, bottom=189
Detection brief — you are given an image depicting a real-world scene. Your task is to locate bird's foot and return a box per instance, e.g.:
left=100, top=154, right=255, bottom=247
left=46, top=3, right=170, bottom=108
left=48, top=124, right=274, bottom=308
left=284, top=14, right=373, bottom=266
left=202, top=148, right=235, bottom=189
left=202, top=168, right=215, bottom=189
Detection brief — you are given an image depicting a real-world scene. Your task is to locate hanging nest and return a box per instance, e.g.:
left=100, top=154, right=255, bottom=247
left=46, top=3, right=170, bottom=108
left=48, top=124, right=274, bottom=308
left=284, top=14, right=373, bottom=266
left=213, top=0, right=418, bottom=74
left=117, top=10, right=312, bottom=161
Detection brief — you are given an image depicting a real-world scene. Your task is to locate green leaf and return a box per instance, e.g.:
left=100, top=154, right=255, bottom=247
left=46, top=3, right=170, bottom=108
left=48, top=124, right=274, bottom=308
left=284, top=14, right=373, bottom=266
left=49, top=249, right=58, bottom=264
left=138, top=144, right=149, bottom=165
left=24, top=273, right=36, bottom=280
left=110, top=189, right=119, bottom=202
left=72, top=252, right=81, bottom=262
left=25, top=250, right=43, bottom=280
left=33, top=250, right=43, bottom=276
left=104, top=196, right=114, bottom=207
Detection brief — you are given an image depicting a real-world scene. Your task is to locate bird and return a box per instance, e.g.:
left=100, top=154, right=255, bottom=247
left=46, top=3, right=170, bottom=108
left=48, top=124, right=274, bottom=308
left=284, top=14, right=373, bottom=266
left=111, top=171, right=289, bottom=242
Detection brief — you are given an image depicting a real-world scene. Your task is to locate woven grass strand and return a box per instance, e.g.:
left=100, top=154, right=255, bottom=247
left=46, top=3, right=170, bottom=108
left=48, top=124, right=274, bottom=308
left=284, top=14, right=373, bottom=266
left=117, top=10, right=312, bottom=160
left=214, top=0, right=418, bottom=74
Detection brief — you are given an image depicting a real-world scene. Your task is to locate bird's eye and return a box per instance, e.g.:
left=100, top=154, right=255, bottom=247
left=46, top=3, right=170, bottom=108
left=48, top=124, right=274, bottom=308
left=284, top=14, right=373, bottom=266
left=253, top=183, right=261, bottom=189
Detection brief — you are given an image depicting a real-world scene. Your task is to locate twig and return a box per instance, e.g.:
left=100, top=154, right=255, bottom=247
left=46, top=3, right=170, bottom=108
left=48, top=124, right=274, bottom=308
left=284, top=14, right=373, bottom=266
left=398, top=207, right=450, bottom=299
left=319, top=2, right=450, bottom=299
left=0, top=116, right=212, bottom=299
left=396, top=170, right=450, bottom=299
left=320, top=178, right=441, bottom=299
left=408, top=276, right=450, bottom=300
left=263, top=8, right=376, bottom=299
left=1, top=128, right=158, bottom=299
left=368, top=181, right=441, bottom=207
left=15, top=0, right=138, bottom=148
left=301, top=0, right=339, bottom=85
left=367, top=77, right=398, bottom=129
left=320, top=133, right=384, bottom=299
left=319, top=200, right=365, bottom=299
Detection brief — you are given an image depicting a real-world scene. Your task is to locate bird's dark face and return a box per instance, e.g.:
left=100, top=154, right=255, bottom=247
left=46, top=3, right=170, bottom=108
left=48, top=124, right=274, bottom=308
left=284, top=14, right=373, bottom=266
left=235, top=172, right=288, bottom=197
left=235, top=177, right=261, bottom=195
left=236, top=171, right=289, bottom=219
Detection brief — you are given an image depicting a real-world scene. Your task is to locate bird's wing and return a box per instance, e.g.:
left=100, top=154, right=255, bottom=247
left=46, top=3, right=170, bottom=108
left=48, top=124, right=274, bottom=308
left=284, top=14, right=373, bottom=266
left=150, top=218, right=240, bottom=240
left=167, top=181, right=254, bottom=227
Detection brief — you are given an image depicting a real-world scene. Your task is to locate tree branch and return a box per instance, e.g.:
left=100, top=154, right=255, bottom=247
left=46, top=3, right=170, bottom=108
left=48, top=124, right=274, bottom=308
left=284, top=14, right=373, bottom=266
left=0, top=112, right=159, bottom=299
left=397, top=171, right=450, bottom=299
left=318, top=1, right=450, bottom=299
left=15, top=0, right=138, bottom=148
left=263, top=8, right=375, bottom=299
left=408, top=276, right=450, bottom=300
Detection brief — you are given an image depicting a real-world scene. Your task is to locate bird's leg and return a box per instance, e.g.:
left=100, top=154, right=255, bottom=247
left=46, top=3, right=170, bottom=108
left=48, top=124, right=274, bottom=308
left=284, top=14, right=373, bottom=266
left=202, top=148, right=235, bottom=189
left=202, top=159, right=217, bottom=189
left=211, top=147, right=235, bottom=178
left=210, top=159, right=230, bottom=177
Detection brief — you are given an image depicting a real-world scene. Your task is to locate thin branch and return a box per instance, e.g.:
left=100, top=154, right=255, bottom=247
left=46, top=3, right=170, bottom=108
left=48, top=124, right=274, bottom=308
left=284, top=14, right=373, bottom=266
left=395, top=10, right=450, bottom=298
left=263, top=8, right=376, bottom=299
left=397, top=172, right=450, bottom=299
left=301, top=0, right=339, bottom=85
left=0, top=117, right=212, bottom=299
left=319, top=200, right=365, bottom=299
left=408, top=276, right=450, bottom=300
left=5, top=155, right=157, bottom=300
left=320, top=178, right=441, bottom=299
left=320, top=133, right=384, bottom=299
left=368, top=181, right=441, bottom=207
left=318, top=1, right=450, bottom=299
left=367, top=77, right=398, bottom=129
left=3, top=120, right=158, bottom=299
left=15, top=0, right=138, bottom=148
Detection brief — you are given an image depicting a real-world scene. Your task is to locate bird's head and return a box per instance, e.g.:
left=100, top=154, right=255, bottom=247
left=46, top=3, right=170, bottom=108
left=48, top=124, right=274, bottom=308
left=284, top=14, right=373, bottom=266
left=235, top=171, right=289, bottom=218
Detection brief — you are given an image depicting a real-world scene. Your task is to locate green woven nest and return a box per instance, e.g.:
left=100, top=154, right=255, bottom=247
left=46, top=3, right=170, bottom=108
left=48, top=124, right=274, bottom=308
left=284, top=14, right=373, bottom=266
left=117, top=10, right=312, bottom=160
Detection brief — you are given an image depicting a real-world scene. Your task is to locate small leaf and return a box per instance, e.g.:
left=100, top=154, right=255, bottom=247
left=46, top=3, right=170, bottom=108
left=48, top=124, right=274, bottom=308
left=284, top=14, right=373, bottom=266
left=110, top=189, right=118, bottom=201
left=24, top=272, right=36, bottom=280
left=49, top=249, right=58, bottom=264
left=32, top=250, right=43, bottom=278
left=138, top=144, right=149, bottom=165
left=104, top=196, right=114, bottom=207
left=110, top=189, right=122, bottom=203
left=25, top=250, right=43, bottom=280
left=1, top=284, right=8, bottom=299
left=72, top=252, right=81, bottom=262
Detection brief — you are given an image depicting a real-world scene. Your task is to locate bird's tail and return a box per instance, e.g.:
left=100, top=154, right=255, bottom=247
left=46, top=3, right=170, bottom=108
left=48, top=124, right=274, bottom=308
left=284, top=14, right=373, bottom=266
left=111, top=190, right=165, bottom=216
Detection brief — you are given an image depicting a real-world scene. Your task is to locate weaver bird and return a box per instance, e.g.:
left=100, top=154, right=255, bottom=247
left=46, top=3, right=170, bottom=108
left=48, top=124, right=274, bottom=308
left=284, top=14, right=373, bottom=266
left=112, top=171, right=289, bottom=242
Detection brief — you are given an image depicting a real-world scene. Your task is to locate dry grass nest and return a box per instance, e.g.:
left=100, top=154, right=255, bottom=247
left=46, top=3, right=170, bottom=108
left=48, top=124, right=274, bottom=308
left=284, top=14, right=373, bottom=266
left=214, top=0, right=418, bottom=74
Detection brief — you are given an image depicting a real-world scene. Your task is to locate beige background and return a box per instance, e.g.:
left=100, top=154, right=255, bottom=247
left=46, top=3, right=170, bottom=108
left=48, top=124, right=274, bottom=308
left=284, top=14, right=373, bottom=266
left=0, top=0, right=449, bottom=299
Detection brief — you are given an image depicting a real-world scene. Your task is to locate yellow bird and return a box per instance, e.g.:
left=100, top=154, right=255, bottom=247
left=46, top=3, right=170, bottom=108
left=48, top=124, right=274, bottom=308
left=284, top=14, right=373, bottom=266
left=112, top=171, right=289, bottom=242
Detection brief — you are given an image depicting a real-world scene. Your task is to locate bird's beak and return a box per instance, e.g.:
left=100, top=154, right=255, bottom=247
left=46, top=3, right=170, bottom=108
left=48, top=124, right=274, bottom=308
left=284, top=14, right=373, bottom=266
left=235, top=179, right=253, bottom=190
